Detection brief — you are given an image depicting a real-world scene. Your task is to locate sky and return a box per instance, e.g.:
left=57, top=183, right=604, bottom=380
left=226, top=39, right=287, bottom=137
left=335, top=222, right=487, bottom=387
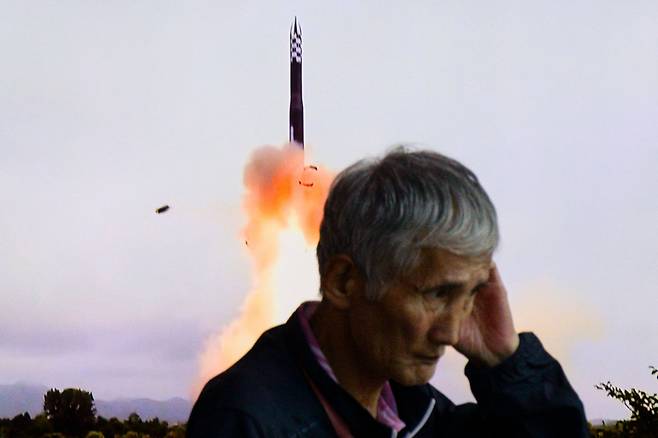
left=1, top=0, right=657, bottom=421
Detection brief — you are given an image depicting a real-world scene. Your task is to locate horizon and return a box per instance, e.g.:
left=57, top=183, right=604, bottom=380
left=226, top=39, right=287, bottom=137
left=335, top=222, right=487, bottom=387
left=0, top=381, right=632, bottom=423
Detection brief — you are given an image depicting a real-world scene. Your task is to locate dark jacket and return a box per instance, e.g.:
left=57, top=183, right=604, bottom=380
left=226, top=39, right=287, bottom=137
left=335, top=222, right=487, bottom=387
left=187, top=312, right=588, bottom=437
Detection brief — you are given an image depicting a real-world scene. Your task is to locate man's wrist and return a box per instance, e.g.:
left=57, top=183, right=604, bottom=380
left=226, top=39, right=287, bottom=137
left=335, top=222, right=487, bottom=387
left=473, top=333, right=521, bottom=368
left=491, top=333, right=520, bottom=367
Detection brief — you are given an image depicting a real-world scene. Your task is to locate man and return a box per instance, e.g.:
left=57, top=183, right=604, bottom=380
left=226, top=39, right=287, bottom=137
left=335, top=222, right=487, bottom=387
left=188, top=147, right=588, bottom=437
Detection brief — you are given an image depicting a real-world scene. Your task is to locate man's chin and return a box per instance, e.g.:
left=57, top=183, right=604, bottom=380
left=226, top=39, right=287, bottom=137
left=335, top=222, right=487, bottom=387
left=393, top=363, right=438, bottom=386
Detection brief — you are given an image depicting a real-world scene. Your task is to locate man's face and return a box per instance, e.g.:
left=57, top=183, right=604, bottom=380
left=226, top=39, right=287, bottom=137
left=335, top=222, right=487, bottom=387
left=347, top=248, right=492, bottom=386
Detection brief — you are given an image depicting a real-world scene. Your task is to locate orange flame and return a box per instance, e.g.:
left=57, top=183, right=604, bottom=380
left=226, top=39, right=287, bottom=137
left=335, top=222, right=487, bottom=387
left=193, top=143, right=334, bottom=399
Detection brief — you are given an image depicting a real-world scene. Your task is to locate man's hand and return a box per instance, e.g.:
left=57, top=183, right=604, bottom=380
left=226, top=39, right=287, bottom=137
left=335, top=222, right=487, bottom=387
left=454, top=263, right=520, bottom=367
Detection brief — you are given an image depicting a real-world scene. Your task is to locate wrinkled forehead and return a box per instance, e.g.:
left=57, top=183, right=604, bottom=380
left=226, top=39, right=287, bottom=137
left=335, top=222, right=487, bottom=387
left=406, top=247, right=492, bottom=286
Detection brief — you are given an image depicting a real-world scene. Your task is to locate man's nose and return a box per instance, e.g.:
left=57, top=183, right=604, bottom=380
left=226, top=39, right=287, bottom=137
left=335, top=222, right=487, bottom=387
left=430, top=296, right=473, bottom=346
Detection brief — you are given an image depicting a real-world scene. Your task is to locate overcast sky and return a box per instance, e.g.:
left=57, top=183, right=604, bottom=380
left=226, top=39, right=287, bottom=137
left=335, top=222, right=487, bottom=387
left=1, top=0, right=656, bottom=421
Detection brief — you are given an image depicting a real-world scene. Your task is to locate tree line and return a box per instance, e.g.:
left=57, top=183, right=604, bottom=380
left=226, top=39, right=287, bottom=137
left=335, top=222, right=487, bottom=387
left=0, top=388, right=184, bottom=438
left=589, top=366, right=657, bottom=437
left=1, top=367, right=656, bottom=437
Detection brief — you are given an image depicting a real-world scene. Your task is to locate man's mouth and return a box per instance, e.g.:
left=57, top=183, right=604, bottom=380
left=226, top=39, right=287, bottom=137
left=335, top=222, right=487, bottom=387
left=416, top=355, right=440, bottom=363
left=416, top=347, right=445, bottom=363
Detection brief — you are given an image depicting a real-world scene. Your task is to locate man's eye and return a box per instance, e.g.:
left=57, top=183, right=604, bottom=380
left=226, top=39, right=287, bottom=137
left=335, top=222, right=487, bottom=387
left=425, top=289, right=449, bottom=299
left=471, top=285, right=484, bottom=296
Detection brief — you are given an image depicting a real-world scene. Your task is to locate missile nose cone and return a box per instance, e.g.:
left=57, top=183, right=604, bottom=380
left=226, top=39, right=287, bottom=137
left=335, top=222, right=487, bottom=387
left=290, top=16, right=301, bottom=39
left=288, top=17, right=304, bottom=147
left=290, top=17, right=302, bottom=63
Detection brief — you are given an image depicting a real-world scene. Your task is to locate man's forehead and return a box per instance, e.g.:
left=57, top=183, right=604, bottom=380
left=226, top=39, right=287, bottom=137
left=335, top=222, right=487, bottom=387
left=409, top=248, right=491, bottom=284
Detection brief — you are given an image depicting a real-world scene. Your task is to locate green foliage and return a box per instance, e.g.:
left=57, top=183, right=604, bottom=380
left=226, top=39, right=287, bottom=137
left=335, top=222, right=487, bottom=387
left=0, top=412, right=53, bottom=438
left=143, top=417, right=169, bottom=438
left=0, top=413, right=32, bottom=438
left=0, top=389, right=186, bottom=438
left=44, top=388, right=96, bottom=437
left=127, top=413, right=141, bottom=427
left=163, top=425, right=185, bottom=438
left=10, top=413, right=31, bottom=429
left=0, top=413, right=183, bottom=438
left=95, top=416, right=126, bottom=438
left=591, top=366, right=658, bottom=437
left=31, top=413, right=53, bottom=436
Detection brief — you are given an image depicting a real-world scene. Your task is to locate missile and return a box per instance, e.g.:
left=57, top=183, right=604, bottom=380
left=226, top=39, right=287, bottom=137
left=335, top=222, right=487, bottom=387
left=289, top=17, right=315, bottom=188
left=289, top=17, right=304, bottom=148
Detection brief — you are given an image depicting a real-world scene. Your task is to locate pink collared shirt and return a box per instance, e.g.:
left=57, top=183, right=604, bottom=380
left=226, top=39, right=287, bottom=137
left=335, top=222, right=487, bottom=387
left=296, top=301, right=406, bottom=433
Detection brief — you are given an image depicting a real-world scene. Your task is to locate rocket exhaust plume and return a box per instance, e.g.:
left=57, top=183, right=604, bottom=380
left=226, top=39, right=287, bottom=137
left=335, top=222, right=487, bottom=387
left=193, top=18, right=325, bottom=399
left=193, top=144, right=333, bottom=399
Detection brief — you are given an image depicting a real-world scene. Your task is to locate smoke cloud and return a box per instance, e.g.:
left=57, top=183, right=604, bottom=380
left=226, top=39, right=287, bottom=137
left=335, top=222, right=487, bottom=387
left=193, top=143, right=334, bottom=398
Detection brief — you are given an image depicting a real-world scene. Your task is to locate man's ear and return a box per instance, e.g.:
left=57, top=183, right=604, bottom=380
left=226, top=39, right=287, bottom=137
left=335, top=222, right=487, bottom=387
left=321, top=255, right=365, bottom=310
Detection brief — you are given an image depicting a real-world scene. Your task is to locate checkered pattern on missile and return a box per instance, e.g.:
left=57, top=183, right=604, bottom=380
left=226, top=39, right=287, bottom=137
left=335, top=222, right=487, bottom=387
left=290, top=30, right=302, bottom=63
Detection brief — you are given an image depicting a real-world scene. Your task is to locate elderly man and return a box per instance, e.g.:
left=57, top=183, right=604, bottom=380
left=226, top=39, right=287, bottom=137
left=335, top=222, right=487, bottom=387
left=188, top=148, right=588, bottom=437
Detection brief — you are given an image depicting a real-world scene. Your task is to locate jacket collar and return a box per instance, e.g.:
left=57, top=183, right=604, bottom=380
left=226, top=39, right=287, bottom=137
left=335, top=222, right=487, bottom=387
left=282, top=311, right=436, bottom=437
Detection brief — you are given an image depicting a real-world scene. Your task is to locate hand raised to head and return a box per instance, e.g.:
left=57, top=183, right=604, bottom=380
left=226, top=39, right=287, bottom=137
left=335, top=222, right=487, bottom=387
left=454, top=263, right=520, bottom=367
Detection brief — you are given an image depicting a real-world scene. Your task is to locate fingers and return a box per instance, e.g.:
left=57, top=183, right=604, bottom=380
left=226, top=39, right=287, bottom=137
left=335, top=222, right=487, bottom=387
left=487, top=262, right=504, bottom=288
left=476, top=262, right=508, bottom=302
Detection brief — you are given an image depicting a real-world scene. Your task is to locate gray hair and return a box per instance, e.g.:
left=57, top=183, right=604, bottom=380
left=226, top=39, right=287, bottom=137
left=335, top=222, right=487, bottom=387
left=316, top=146, right=499, bottom=300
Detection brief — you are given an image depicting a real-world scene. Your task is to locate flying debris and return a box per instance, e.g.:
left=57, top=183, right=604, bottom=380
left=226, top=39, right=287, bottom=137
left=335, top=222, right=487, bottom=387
left=155, top=205, right=170, bottom=214
left=289, top=17, right=304, bottom=147
left=298, top=165, right=317, bottom=187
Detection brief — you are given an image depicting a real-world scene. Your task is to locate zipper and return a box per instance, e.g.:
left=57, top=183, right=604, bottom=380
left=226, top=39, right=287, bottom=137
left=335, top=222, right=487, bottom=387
left=403, top=398, right=436, bottom=438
